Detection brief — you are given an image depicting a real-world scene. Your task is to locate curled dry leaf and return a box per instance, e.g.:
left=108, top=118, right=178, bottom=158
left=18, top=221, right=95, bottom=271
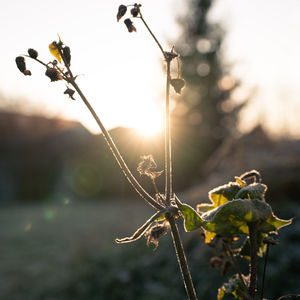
left=170, top=78, right=185, bottom=94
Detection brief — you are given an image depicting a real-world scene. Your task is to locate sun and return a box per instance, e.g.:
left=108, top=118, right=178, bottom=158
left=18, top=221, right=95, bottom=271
left=135, top=116, right=163, bottom=137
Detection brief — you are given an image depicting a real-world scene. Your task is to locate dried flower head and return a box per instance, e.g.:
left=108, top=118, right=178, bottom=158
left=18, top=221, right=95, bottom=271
left=130, top=7, right=139, bottom=17
left=137, top=155, right=163, bottom=180
left=170, top=78, right=185, bottom=94
left=28, top=48, right=38, bottom=59
left=124, top=18, right=136, bottom=33
left=64, top=88, right=75, bottom=100
left=117, top=5, right=127, bottom=22
left=45, top=68, right=62, bottom=82
left=62, top=46, right=71, bottom=66
left=145, top=221, right=169, bottom=249
left=15, top=56, right=31, bottom=76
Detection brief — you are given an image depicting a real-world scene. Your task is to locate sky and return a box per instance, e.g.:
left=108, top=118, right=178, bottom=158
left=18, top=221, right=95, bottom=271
left=1, top=0, right=300, bottom=138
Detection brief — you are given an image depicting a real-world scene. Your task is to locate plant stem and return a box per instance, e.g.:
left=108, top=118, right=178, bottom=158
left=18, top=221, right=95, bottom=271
left=164, top=48, right=197, bottom=300
left=167, top=215, right=198, bottom=300
left=71, top=80, right=163, bottom=211
left=222, top=241, right=249, bottom=295
left=140, top=15, right=166, bottom=59
left=260, top=244, right=269, bottom=300
left=165, top=60, right=172, bottom=205
left=55, top=47, right=163, bottom=211
left=248, top=223, right=258, bottom=299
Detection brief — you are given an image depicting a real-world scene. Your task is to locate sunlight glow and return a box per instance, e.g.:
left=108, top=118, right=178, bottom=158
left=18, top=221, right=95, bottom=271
left=135, top=116, right=163, bottom=137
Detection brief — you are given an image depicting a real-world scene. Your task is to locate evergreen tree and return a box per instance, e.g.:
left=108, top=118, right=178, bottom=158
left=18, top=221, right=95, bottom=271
left=172, top=0, right=244, bottom=186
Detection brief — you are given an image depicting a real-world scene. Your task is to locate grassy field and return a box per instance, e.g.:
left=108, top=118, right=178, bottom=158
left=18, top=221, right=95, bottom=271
left=0, top=199, right=299, bottom=299
left=0, top=199, right=153, bottom=300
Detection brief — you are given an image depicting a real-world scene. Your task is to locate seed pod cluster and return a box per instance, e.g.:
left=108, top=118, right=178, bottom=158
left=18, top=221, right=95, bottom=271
left=15, top=56, right=31, bottom=76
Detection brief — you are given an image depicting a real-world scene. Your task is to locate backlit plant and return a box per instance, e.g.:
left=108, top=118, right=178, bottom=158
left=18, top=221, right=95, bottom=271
left=15, top=4, right=294, bottom=299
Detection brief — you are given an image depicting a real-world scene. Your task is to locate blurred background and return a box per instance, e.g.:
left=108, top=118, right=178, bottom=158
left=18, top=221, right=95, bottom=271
left=0, top=0, right=299, bottom=299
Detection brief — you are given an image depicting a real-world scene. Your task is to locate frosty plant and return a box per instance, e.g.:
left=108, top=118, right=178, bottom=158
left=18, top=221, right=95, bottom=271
left=16, top=4, right=293, bottom=300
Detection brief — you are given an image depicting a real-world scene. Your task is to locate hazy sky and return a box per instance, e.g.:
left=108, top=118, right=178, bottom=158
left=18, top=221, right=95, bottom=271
left=1, top=0, right=300, bottom=137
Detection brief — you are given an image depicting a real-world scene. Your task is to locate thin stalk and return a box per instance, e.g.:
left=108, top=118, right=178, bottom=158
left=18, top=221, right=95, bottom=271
left=55, top=46, right=163, bottom=211
left=249, top=223, right=258, bottom=299
left=222, top=242, right=249, bottom=295
left=260, top=244, right=270, bottom=300
left=139, top=14, right=198, bottom=299
left=165, top=60, right=172, bottom=205
left=71, top=80, right=163, bottom=211
left=139, top=15, right=165, bottom=59
left=167, top=215, right=198, bottom=300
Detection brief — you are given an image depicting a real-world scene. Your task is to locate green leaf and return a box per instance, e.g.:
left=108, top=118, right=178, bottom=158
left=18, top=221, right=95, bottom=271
left=258, top=212, right=293, bottom=233
left=208, top=182, right=241, bottom=207
left=217, top=274, right=250, bottom=300
left=196, top=203, right=215, bottom=214
left=234, top=183, right=267, bottom=201
left=201, top=199, right=272, bottom=236
left=175, top=197, right=204, bottom=231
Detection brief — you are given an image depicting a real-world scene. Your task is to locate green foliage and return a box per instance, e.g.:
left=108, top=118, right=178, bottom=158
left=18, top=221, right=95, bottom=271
left=217, top=274, right=250, bottom=300
left=176, top=171, right=292, bottom=247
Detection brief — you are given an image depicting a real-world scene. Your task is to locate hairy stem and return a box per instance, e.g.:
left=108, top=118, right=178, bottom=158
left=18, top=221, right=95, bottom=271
left=140, top=15, right=166, bottom=59
left=71, top=80, right=163, bottom=211
left=165, top=60, right=172, bottom=205
left=260, top=244, right=270, bottom=300
left=222, top=241, right=250, bottom=296
left=249, top=223, right=258, bottom=299
left=55, top=46, right=163, bottom=211
left=167, top=215, right=198, bottom=300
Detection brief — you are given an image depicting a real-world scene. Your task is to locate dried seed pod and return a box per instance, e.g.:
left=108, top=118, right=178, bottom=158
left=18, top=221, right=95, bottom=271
left=124, top=18, right=136, bottom=33
left=15, top=56, right=31, bottom=76
left=15, top=56, right=26, bottom=73
left=130, top=7, right=139, bottom=17
left=117, top=5, right=127, bottom=22
left=62, top=46, right=71, bottom=66
left=28, top=48, right=38, bottom=59
left=64, top=88, right=75, bottom=100
left=45, top=68, right=62, bottom=82
left=170, top=78, right=185, bottom=94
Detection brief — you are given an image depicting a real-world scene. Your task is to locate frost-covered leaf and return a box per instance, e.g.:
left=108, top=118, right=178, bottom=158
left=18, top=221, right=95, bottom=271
left=202, top=199, right=272, bottom=236
left=197, top=203, right=215, bottom=214
left=209, top=182, right=241, bottom=207
left=258, top=212, right=293, bottom=233
left=234, top=183, right=267, bottom=201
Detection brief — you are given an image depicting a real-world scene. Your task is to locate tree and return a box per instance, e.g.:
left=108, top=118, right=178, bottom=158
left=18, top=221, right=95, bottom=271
left=172, top=0, right=245, bottom=186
